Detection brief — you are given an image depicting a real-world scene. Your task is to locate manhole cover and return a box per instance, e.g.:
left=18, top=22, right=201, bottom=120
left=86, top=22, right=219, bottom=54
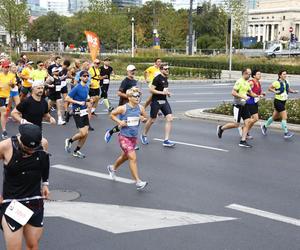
left=48, top=190, right=81, bottom=201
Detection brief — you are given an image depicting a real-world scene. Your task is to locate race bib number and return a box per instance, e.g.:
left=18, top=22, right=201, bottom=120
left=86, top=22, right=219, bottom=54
left=55, top=85, right=62, bottom=92
left=103, top=79, right=110, bottom=84
left=5, top=200, right=34, bottom=226
left=61, top=81, right=67, bottom=87
left=254, top=97, right=260, bottom=103
left=127, top=117, right=139, bottom=127
left=80, top=108, right=88, bottom=117
left=280, top=93, right=288, bottom=100
left=157, top=100, right=166, bottom=105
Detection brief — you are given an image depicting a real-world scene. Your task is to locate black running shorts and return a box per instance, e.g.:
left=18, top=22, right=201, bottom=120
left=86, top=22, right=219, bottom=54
left=246, top=103, right=258, bottom=116
left=274, top=99, right=286, bottom=113
left=0, top=199, right=44, bottom=232
left=150, top=100, right=172, bottom=119
left=233, top=104, right=251, bottom=123
left=61, top=86, right=68, bottom=94
left=73, top=114, right=89, bottom=128
left=89, top=88, right=100, bottom=97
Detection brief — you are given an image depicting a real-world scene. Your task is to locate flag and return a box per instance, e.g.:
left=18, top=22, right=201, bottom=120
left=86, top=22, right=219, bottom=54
left=84, top=31, right=100, bottom=61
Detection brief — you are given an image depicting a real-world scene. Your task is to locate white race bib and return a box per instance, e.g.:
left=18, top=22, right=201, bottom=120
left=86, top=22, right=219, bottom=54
left=80, top=108, right=88, bottom=117
left=55, top=85, right=62, bottom=91
left=280, top=92, right=288, bottom=100
left=127, top=117, right=139, bottom=127
left=61, top=81, right=67, bottom=87
left=254, top=97, right=260, bottom=103
left=103, top=79, right=110, bottom=84
left=5, top=200, right=34, bottom=226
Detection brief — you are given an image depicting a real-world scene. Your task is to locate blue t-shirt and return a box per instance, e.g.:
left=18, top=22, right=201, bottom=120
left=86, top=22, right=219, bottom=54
left=68, top=83, right=89, bottom=110
left=75, top=71, right=91, bottom=87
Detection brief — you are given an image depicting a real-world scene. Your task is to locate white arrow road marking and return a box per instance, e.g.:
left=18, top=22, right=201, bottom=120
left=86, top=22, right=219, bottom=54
left=45, top=201, right=237, bottom=234
left=51, top=164, right=135, bottom=184
left=227, top=204, right=300, bottom=227
left=153, top=138, right=229, bottom=152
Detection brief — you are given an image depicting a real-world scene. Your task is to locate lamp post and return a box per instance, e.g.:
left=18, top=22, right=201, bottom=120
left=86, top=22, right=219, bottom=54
left=131, top=17, right=135, bottom=58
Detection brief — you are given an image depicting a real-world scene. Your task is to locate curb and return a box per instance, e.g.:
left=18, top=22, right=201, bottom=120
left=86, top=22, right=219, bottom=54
left=109, top=79, right=235, bottom=85
left=185, top=109, right=300, bottom=133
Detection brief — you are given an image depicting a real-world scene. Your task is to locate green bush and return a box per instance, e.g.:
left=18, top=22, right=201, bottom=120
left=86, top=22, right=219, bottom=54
left=207, top=99, right=300, bottom=124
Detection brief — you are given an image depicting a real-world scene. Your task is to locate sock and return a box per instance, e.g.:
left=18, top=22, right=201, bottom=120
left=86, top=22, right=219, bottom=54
left=109, top=125, right=120, bottom=135
left=74, top=146, right=81, bottom=152
left=265, top=117, right=273, bottom=127
left=281, top=120, right=288, bottom=133
left=103, top=99, right=110, bottom=109
left=69, top=138, right=73, bottom=143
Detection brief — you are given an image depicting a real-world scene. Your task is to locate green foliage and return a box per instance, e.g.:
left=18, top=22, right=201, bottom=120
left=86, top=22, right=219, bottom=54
left=208, top=99, right=300, bottom=124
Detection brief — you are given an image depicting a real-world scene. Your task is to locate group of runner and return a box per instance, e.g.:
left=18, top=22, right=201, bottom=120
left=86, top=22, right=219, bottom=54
left=217, top=68, right=298, bottom=148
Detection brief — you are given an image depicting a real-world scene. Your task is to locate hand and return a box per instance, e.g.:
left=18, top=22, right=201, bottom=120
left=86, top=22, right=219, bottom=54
left=21, top=118, right=32, bottom=125
left=293, top=90, right=299, bottom=94
left=48, top=84, right=54, bottom=88
left=118, top=120, right=127, bottom=127
left=0, top=195, right=3, bottom=204
left=49, top=117, right=56, bottom=125
left=41, top=185, right=50, bottom=200
left=104, top=75, right=108, bottom=79
left=77, top=101, right=85, bottom=106
left=141, top=116, right=147, bottom=123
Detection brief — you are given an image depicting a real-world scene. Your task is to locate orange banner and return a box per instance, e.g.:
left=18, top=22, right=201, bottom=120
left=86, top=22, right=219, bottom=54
left=84, top=31, right=100, bottom=61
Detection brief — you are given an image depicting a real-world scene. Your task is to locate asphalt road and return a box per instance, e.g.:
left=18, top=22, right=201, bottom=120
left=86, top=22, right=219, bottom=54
left=0, top=80, right=300, bottom=250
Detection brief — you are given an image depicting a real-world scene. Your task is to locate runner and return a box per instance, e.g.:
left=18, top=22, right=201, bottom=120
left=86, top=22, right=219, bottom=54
left=107, top=87, right=148, bottom=190
left=47, top=56, right=62, bottom=76
left=143, top=58, right=162, bottom=109
left=59, top=60, right=71, bottom=121
left=11, top=80, right=56, bottom=129
left=261, top=69, right=298, bottom=138
left=45, top=67, right=65, bottom=125
left=64, top=70, right=91, bottom=158
left=217, top=68, right=258, bottom=148
left=8, top=64, right=21, bottom=109
left=0, top=60, right=16, bottom=139
left=99, top=57, right=115, bottom=112
left=244, top=69, right=265, bottom=138
left=88, top=59, right=101, bottom=116
left=19, top=61, right=34, bottom=101
left=140, top=64, right=175, bottom=147
left=31, top=61, right=48, bottom=82
left=0, top=124, right=50, bottom=250
left=104, top=65, right=138, bottom=143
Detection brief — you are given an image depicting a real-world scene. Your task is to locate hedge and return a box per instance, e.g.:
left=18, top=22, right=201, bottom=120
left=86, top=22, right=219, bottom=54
left=207, top=99, right=300, bottom=124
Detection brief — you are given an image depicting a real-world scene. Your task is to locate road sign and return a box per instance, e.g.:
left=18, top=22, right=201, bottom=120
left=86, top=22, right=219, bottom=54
left=289, top=27, right=293, bottom=33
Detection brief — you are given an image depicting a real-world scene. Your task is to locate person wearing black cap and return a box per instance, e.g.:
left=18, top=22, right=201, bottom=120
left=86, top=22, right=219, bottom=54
left=64, top=70, right=91, bottom=158
left=0, top=124, right=50, bottom=250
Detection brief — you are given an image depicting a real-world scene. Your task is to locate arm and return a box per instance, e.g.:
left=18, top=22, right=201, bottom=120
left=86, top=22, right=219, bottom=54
left=110, top=106, right=127, bottom=127
left=43, top=113, right=56, bottom=124
left=140, top=105, right=148, bottom=122
left=40, top=149, right=50, bottom=199
left=288, top=87, right=298, bottom=94
left=65, top=95, right=85, bottom=106
left=268, top=83, right=278, bottom=94
left=231, top=89, right=249, bottom=100
left=11, top=107, right=23, bottom=123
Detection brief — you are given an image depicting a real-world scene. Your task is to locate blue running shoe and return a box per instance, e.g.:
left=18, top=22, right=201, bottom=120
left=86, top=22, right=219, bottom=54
left=104, top=129, right=112, bottom=143
left=140, top=134, right=149, bottom=145
left=163, top=140, right=175, bottom=147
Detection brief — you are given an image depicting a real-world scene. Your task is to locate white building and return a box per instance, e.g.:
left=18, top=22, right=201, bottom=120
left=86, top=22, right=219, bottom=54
left=248, top=0, right=300, bottom=42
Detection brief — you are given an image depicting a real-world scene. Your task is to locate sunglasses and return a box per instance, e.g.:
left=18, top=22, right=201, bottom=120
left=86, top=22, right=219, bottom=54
left=95, top=62, right=100, bottom=65
left=38, top=64, right=44, bottom=67
left=131, top=94, right=140, bottom=98
left=82, top=75, right=89, bottom=78
left=163, top=68, right=169, bottom=70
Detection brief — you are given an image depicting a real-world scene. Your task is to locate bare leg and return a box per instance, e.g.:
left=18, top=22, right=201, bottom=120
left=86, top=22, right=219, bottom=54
left=127, top=151, right=140, bottom=181
left=113, top=152, right=128, bottom=171
left=23, top=224, right=43, bottom=250
left=164, top=114, right=173, bottom=140
left=2, top=216, right=23, bottom=250
left=143, top=118, right=156, bottom=136
left=0, top=107, right=8, bottom=132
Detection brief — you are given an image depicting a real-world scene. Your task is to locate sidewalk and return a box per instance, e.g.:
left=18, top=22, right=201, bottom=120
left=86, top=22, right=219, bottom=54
left=185, top=108, right=300, bottom=133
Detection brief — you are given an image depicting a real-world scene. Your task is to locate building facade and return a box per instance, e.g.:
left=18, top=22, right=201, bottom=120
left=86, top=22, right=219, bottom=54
left=248, top=0, right=300, bottom=42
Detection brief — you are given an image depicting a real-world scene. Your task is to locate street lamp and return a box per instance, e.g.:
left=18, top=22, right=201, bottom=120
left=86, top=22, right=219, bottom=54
left=131, top=17, right=135, bottom=58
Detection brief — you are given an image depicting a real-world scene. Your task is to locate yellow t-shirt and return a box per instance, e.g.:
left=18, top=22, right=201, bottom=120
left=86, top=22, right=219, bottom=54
left=89, top=67, right=100, bottom=89
left=21, top=67, right=33, bottom=88
left=144, top=66, right=160, bottom=85
left=272, top=80, right=289, bottom=101
left=31, top=69, right=48, bottom=81
left=0, top=72, right=16, bottom=98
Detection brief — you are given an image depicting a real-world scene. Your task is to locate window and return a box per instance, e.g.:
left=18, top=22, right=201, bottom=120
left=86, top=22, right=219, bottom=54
left=282, top=27, right=285, bottom=31
left=283, top=16, right=285, bottom=20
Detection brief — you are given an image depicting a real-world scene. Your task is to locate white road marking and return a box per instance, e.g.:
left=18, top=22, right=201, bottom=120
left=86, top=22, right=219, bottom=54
left=45, top=201, right=237, bottom=234
left=153, top=138, right=229, bottom=152
left=227, top=204, right=300, bottom=227
left=51, top=164, right=135, bottom=184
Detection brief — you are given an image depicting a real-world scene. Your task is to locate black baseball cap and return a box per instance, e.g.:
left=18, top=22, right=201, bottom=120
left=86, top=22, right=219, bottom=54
left=80, top=70, right=89, bottom=77
left=19, top=124, right=42, bottom=149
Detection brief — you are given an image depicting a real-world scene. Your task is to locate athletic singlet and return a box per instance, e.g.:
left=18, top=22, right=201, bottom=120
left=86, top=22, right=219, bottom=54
left=247, top=79, right=262, bottom=105
left=119, top=104, right=141, bottom=138
left=2, top=136, right=49, bottom=201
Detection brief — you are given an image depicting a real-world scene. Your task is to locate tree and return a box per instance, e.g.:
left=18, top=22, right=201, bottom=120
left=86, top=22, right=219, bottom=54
left=0, top=0, right=29, bottom=50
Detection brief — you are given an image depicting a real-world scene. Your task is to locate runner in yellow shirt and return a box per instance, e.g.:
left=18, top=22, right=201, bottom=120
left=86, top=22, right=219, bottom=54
left=0, top=61, right=16, bottom=139
left=143, top=58, right=162, bottom=109
left=88, top=59, right=101, bottom=115
left=20, top=61, right=34, bottom=101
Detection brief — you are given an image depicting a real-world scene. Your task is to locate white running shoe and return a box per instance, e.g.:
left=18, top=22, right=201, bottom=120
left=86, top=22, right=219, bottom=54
left=64, top=138, right=72, bottom=153
left=72, top=150, right=86, bottom=159
left=136, top=180, right=148, bottom=190
left=107, top=165, right=116, bottom=180
left=58, top=118, right=66, bottom=125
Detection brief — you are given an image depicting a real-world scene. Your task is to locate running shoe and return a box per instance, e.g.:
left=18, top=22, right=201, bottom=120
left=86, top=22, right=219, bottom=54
left=239, top=140, right=252, bottom=148
left=1, top=131, right=8, bottom=140
left=65, top=112, right=70, bottom=123
left=261, top=124, right=267, bottom=136
left=140, top=134, right=149, bottom=145
left=217, top=125, right=223, bottom=139
left=64, top=138, right=72, bottom=153
left=284, top=131, right=294, bottom=139
left=107, top=165, right=116, bottom=181
left=108, top=106, right=114, bottom=113
left=88, top=126, right=95, bottom=131
left=72, top=150, right=86, bottom=159
left=134, top=145, right=140, bottom=150
left=104, top=129, right=112, bottom=143
left=163, top=140, right=175, bottom=147
left=136, top=181, right=148, bottom=190
left=246, top=133, right=254, bottom=140
left=57, top=118, right=66, bottom=125
left=91, top=112, right=97, bottom=116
